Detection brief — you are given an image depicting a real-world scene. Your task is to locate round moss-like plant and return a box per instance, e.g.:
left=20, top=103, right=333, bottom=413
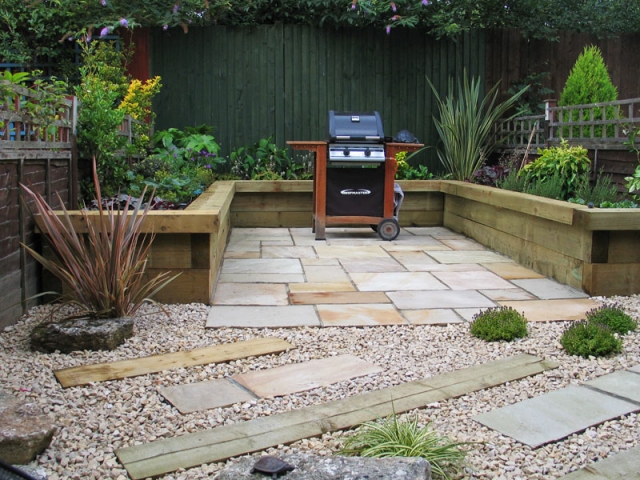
left=585, top=305, right=637, bottom=335
left=560, top=321, right=622, bottom=358
left=470, top=306, right=528, bottom=341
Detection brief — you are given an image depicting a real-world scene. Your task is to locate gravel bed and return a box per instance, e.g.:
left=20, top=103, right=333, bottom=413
left=1, top=296, right=639, bottom=480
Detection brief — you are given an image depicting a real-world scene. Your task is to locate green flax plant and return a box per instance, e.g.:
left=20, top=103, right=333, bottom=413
left=428, top=73, right=528, bottom=181
left=21, top=161, right=179, bottom=319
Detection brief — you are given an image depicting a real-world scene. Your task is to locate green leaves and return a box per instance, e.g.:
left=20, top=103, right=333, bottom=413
left=428, top=71, right=528, bottom=181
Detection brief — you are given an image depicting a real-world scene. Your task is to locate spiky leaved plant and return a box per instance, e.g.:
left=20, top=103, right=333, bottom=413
left=428, top=71, right=528, bottom=181
left=21, top=160, right=179, bottom=319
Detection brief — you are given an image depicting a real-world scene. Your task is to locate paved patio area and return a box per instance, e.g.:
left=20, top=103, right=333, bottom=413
left=207, top=226, right=598, bottom=328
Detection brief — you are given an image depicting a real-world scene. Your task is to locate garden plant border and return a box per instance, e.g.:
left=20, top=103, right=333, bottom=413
left=38, top=180, right=640, bottom=302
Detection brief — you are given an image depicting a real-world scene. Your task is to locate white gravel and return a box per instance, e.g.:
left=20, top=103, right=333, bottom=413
left=1, top=296, right=639, bottom=480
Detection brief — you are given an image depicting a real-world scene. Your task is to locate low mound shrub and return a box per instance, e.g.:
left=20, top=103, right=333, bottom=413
left=560, top=321, right=622, bottom=358
left=585, top=305, right=637, bottom=335
left=470, top=306, right=528, bottom=341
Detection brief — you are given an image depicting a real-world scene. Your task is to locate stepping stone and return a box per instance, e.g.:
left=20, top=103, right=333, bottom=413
left=498, top=299, right=599, bottom=322
left=54, top=338, right=293, bottom=388
left=232, top=354, right=383, bottom=398
left=557, top=445, right=640, bottom=479
left=158, top=379, right=257, bottom=414
left=117, top=354, right=557, bottom=479
left=206, top=306, right=321, bottom=328
left=629, top=364, right=640, bottom=374
left=584, top=370, right=640, bottom=403
left=473, top=383, right=640, bottom=448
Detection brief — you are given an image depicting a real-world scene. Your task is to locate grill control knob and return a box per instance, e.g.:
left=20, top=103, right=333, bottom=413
left=364, top=148, right=371, bottom=157
left=343, top=147, right=350, bottom=156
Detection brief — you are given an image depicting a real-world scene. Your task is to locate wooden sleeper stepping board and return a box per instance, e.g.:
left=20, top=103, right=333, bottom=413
left=54, top=337, right=293, bottom=388
left=116, top=353, right=558, bottom=479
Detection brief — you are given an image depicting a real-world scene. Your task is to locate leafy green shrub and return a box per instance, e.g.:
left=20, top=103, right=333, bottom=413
left=508, top=71, right=554, bottom=116
left=470, top=306, right=528, bottom=341
left=568, top=171, right=619, bottom=206
left=560, top=321, right=622, bottom=358
left=520, top=140, right=591, bottom=200
left=524, top=171, right=565, bottom=199
left=395, top=151, right=434, bottom=180
left=339, top=414, right=467, bottom=480
left=585, top=305, right=637, bottom=335
left=230, top=137, right=311, bottom=180
left=558, top=45, right=618, bottom=138
left=428, top=71, right=528, bottom=181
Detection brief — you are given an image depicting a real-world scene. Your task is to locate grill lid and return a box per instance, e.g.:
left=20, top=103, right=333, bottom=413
left=328, top=111, right=384, bottom=143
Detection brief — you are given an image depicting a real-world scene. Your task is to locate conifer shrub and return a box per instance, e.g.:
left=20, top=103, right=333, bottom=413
left=585, top=305, right=638, bottom=335
left=560, top=321, right=622, bottom=358
left=558, top=45, right=618, bottom=138
left=470, top=307, right=528, bottom=341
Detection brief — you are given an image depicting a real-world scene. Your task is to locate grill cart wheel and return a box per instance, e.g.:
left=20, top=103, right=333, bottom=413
left=377, top=218, right=400, bottom=241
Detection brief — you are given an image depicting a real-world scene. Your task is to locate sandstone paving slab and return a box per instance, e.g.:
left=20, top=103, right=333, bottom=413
left=261, top=239, right=295, bottom=246
left=401, top=309, right=464, bottom=325
left=221, top=258, right=302, bottom=275
left=303, top=265, right=351, bottom=283
left=224, top=241, right=261, bottom=253
left=388, top=290, right=496, bottom=310
left=158, top=379, right=257, bottom=414
left=349, top=272, right=448, bottom=292
left=499, top=299, right=599, bottom=322
left=473, top=385, right=640, bottom=448
left=403, top=226, right=464, bottom=237
left=314, top=245, right=390, bottom=259
left=207, top=306, right=320, bottom=328
left=439, top=238, right=486, bottom=250
left=230, top=227, right=291, bottom=238
left=431, top=270, right=516, bottom=290
left=290, top=291, right=390, bottom=305
left=232, top=354, right=383, bottom=398
left=383, top=235, right=449, bottom=248
left=317, top=304, right=407, bottom=326
left=388, top=251, right=438, bottom=269
left=301, top=258, right=340, bottom=266
left=261, top=246, right=317, bottom=259
left=339, top=257, right=406, bottom=273
left=511, top=278, right=590, bottom=299
left=218, top=273, right=305, bottom=284
left=481, top=262, right=546, bottom=280
left=584, top=370, right=640, bottom=403
left=288, top=282, right=355, bottom=293
left=212, top=283, right=289, bottom=306
left=427, top=250, right=513, bottom=264
left=480, top=288, right=537, bottom=301
left=558, top=445, right=640, bottom=479
left=455, top=308, right=486, bottom=322
left=403, top=263, right=489, bottom=273
left=629, top=364, right=640, bottom=374
left=223, top=251, right=261, bottom=259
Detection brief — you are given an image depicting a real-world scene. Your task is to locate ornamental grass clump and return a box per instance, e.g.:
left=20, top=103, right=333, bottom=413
left=560, top=321, right=622, bottom=358
left=20, top=161, right=179, bottom=319
left=470, top=306, right=528, bottom=341
left=585, top=304, right=637, bottom=335
left=339, top=414, right=468, bottom=480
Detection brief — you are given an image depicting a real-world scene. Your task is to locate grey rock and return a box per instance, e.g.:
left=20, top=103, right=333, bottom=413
left=216, top=453, right=431, bottom=479
left=30, top=317, right=133, bottom=353
left=0, top=395, right=56, bottom=465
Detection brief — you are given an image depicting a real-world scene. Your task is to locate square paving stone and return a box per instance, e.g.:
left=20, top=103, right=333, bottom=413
left=439, top=238, right=486, bottom=250
left=212, top=283, right=289, bottom=306
left=206, top=305, right=321, bottom=328
left=314, top=245, right=390, bottom=259
left=388, top=290, right=496, bottom=310
left=481, top=263, right=546, bottom=280
left=221, top=258, right=303, bottom=275
left=402, top=309, right=464, bottom=325
left=480, top=288, right=537, bottom=301
left=431, top=271, right=516, bottom=290
left=389, top=251, right=439, bottom=269
left=340, top=257, right=407, bottom=273
left=428, top=250, right=513, bottom=264
left=584, top=370, right=640, bottom=403
left=317, top=304, right=407, bottom=326
left=498, top=299, right=599, bottom=322
left=303, top=266, right=351, bottom=283
left=559, top=445, right=640, bottom=480
left=473, top=385, right=639, bottom=448
left=261, top=246, right=317, bottom=258
left=288, top=282, right=355, bottom=293
left=511, top=278, right=590, bottom=299
left=232, top=354, right=383, bottom=398
left=349, top=272, right=448, bottom=292
left=158, top=379, right=257, bottom=414
left=290, top=291, right=390, bottom=305
left=218, top=273, right=305, bottom=284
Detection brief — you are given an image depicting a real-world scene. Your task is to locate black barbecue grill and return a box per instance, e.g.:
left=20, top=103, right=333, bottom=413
left=287, top=112, right=423, bottom=241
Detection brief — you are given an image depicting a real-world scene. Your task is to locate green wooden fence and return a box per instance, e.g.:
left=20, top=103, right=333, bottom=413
left=150, top=25, right=485, bottom=171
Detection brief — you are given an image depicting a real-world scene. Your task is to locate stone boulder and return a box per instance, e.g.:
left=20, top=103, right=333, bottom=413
left=0, top=393, right=56, bottom=465
left=30, top=316, right=133, bottom=353
left=216, top=453, right=431, bottom=479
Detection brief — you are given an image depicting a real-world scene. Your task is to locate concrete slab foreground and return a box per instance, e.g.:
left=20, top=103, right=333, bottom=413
left=158, top=379, right=256, bottom=414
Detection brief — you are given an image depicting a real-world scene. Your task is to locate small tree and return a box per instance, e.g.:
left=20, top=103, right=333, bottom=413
left=558, top=45, right=618, bottom=138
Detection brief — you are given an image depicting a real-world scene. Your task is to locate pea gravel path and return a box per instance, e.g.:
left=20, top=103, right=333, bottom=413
left=1, top=295, right=638, bottom=480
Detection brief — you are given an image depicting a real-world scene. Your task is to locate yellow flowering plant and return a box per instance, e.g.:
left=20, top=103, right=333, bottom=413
left=118, top=76, right=162, bottom=157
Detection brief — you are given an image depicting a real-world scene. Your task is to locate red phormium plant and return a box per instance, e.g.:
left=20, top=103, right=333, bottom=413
left=20, top=161, right=179, bottom=319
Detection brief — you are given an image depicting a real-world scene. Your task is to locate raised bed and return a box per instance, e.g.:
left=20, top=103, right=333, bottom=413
left=39, top=179, right=640, bottom=302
